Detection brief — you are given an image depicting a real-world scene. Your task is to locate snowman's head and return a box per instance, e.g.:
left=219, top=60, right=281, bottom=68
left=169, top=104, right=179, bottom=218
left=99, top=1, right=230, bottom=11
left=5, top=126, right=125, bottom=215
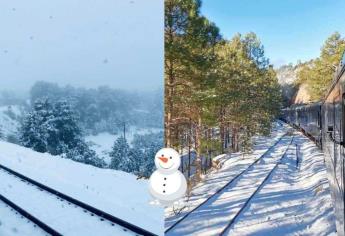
left=155, top=148, right=181, bottom=174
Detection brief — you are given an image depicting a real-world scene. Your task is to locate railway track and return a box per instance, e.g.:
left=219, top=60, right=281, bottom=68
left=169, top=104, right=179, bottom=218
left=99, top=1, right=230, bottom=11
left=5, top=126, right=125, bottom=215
left=0, top=164, right=157, bottom=236
left=165, top=132, right=294, bottom=235
left=0, top=193, right=62, bottom=236
left=219, top=136, right=294, bottom=235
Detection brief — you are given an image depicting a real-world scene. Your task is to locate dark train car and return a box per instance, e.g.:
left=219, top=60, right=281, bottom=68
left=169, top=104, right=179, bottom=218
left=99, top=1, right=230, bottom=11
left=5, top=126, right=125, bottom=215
left=281, top=51, right=345, bottom=235
left=281, top=102, right=322, bottom=146
left=322, top=53, right=345, bottom=236
left=297, top=103, right=322, bottom=145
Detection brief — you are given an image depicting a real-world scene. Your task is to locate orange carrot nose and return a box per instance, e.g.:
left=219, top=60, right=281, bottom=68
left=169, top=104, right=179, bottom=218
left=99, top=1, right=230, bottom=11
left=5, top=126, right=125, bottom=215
left=159, top=157, right=168, bottom=163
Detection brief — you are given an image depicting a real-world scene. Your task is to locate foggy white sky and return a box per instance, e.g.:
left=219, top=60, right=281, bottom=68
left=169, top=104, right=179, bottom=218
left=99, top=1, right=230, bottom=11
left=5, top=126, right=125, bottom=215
left=0, top=0, right=163, bottom=92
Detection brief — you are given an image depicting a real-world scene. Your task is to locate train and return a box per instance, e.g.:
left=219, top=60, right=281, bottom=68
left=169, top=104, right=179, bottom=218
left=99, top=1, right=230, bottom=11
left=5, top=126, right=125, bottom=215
left=281, top=51, right=345, bottom=236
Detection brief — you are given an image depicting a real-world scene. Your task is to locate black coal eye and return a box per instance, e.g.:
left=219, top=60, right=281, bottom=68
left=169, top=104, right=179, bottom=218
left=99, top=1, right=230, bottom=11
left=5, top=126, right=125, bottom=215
left=170, top=156, right=172, bottom=159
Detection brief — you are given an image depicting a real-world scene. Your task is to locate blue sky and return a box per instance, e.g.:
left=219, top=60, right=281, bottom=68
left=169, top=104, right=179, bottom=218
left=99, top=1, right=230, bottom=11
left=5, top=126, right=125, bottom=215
left=201, top=0, right=345, bottom=67
left=0, top=0, right=163, bottom=92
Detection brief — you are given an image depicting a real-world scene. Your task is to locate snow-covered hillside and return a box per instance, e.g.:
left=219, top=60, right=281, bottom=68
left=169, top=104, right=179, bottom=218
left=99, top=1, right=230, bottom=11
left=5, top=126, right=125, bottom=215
left=0, top=141, right=164, bottom=235
left=0, top=105, right=22, bottom=138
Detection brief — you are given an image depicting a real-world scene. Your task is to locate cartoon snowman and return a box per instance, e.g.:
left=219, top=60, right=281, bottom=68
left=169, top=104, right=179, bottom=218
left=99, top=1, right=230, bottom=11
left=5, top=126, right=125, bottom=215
left=149, top=148, right=187, bottom=206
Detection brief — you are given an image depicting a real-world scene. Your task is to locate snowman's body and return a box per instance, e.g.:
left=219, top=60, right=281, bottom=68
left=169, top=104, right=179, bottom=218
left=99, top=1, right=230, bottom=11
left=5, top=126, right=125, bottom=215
left=149, top=170, right=186, bottom=205
left=148, top=148, right=187, bottom=205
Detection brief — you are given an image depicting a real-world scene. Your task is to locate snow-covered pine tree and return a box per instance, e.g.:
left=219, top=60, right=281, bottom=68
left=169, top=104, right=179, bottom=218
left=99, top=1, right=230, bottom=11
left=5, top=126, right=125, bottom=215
left=110, top=136, right=129, bottom=169
left=110, top=136, right=138, bottom=173
left=139, top=143, right=159, bottom=177
left=127, top=148, right=142, bottom=174
left=21, top=99, right=103, bottom=167
left=20, top=99, right=53, bottom=152
left=47, top=100, right=82, bottom=155
left=132, top=132, right=163, bottom=177
left=65, top=141, right=105, bottom=167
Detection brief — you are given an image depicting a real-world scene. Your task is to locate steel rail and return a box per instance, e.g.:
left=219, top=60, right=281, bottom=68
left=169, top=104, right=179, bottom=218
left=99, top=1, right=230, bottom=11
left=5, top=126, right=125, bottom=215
left=219, top=136, right=294, bottom=235
left=0, top=193, right=62, bottom=236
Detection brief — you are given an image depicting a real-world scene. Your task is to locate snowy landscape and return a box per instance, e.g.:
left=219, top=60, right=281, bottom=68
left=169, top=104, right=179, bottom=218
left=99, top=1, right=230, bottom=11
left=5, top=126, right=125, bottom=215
left=0, top=84, right=164, bottom=235
left=1, top=0, right=343, bottom=235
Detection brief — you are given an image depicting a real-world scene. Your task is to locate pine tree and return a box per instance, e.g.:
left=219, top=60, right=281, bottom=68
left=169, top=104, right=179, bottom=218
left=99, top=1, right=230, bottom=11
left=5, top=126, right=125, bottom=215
left=20, top=99, right=53, bottom=152
left=65, top=141, right=104, bottom=167
left=110, top=136, right=132, bottom=171
left=164, top=0, right=282, bottom=184
left=21, top=99, right=102, bottom=167
left=140, top=141, right=160, bottom=177
left=296, top=32, right=345, bottom=100
left=47, top=100, right=82, bottom=155
left=132, top=132, right=163, bottom=177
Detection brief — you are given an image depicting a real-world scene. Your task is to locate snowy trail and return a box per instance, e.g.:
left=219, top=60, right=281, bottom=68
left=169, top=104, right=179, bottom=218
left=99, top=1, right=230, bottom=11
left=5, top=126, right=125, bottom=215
left=0, top=199, right=48, bottom=236
left=166, top=134, right=293, bottom=236
left=0, top=167, right=142, bottom=236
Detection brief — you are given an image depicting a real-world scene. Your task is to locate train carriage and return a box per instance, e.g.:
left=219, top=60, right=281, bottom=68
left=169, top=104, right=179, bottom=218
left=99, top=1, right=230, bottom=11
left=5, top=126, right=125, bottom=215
left=322, top=55, right=345, bottom=236
left=281, top=103, right=322, bottom=146
left=282, top=51, right=345, bottom=236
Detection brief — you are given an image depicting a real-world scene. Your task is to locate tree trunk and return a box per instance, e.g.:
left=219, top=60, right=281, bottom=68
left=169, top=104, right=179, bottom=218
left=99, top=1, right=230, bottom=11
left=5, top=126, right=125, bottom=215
left=219, top=106, right=225, bottom=153
left=188, top=119, right=192, bottom=178
left=232, top=127, right=239, bottom=152
left=195, top=116, right=202, bottom=180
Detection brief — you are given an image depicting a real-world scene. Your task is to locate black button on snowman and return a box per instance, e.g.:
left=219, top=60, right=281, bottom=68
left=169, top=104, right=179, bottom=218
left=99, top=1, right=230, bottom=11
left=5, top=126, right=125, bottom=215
left=149, top=148, right=187, bottom=206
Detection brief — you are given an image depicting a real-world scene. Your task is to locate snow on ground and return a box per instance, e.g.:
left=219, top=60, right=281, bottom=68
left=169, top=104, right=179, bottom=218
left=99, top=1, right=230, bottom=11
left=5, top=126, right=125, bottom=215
left=165, top=122, right=336, bottom=235
left=165, top=121, right=290, bottom=228
left=0, top=200, right=47, bottom=236
left=0, top=141, right=164, bottom=235
left=166, top=134, right=294, bottom=236
left=226, top=132, right=336, bottom=235
left=0, top=168, right=137, bottom=236
left=85, top=126, right=162, bottom=163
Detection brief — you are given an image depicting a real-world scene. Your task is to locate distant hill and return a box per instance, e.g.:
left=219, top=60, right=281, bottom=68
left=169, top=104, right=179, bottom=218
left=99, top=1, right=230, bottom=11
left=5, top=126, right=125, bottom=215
left=292, top=83, right=311, bottom=104
left=276, top=63, right=312, bottom=106
left=276, top=64, right=298, bottom=106
left=276, top=64, right=297, bottom=85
